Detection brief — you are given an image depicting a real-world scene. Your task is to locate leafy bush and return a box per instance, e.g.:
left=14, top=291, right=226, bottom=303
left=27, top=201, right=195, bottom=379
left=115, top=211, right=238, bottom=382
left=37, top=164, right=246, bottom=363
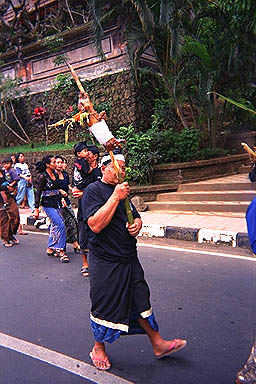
left=53, top=74, right=77, bottom=96
left=175, top=127, right=202, bottom=162
left=152, top=98, right=178, bottom=130
left=194, top=147, right=229, bottom=160
left=116, top=125, right=160, bottom=184
left=149, top=124, right=202, bottom=163
left=150, top=101, right=202, bottom=162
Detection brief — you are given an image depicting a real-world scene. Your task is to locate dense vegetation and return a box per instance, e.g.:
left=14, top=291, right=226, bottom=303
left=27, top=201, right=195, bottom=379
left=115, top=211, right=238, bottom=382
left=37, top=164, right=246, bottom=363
left=0, top=0, right=255, bottom=183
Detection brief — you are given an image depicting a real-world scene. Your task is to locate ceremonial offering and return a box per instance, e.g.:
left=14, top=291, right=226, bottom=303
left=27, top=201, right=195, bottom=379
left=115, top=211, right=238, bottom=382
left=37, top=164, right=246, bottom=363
left=51, top=62, right=134, bottom=224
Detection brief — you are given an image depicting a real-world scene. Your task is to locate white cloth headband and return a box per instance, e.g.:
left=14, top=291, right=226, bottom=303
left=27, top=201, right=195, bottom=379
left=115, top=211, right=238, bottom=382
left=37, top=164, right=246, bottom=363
left=99, top=154, right=125, bottom=167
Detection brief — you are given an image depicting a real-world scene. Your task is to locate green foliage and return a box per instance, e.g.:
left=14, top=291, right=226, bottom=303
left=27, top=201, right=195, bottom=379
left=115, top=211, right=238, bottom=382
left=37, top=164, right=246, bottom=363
left=42, top=36, right=64, bottom=53
left=53, top=74, right=77, bottom=96
left=150, top=125, right=202, bottom=163
left=219, top=0, right=256, bottom=34
left=175, top=127, right=201, bottom=162
left=152, top=98, right=177, bottom=130
left=53, top=55, right=69, bottom=67
left=116, top=125, right=160, bottom=184
left=182, top=37, right=212, bottom=68
left=0, top=141, right=76, bottom=154
left=116, top=122, right=204, bottom=183
left=94, top=101, right=111, bottom=115
left=195, top=147, right=229, bottom=160
left=0, top=76, right=28, bottom=100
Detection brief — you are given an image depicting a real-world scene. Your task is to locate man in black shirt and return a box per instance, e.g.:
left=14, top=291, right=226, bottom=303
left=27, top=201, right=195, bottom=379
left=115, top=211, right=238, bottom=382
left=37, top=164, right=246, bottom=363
left=82, top=152, right=187, bottom=371
left=72, top=141, right=92, bottom=191
left=72, top=142, right=102, bottom=277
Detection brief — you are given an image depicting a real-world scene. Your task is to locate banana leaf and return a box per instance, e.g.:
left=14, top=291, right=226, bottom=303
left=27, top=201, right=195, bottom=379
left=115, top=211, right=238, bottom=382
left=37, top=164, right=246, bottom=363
left=208, top=92, right=256, bottom=114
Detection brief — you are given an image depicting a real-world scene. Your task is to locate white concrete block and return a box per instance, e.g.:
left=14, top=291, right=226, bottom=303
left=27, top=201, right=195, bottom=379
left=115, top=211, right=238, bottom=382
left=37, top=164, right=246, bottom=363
left=198, top=229, right=237, bottom=247
left=138, top=224, right=165, bottom=238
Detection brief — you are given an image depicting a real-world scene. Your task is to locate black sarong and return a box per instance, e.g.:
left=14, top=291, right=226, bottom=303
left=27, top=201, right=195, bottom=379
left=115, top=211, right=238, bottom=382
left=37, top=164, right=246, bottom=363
left=89, top=250, right=158, bottom=343
left=83, top=180, right=159, bottom=344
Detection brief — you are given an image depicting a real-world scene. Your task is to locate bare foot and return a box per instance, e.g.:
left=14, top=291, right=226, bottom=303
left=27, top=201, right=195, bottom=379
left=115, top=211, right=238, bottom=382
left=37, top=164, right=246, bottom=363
left=89, top=347, right=111, bottom=370
left=154, top=338, right=187, bottom=359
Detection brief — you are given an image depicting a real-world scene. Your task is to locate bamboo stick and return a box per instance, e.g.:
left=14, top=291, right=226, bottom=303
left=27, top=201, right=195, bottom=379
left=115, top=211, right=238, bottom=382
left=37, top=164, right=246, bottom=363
left=66, top=63, right=85, bottom=93
left=109, top=151, right=134, bottom=224
left=241, top=142, right=256, bottom=161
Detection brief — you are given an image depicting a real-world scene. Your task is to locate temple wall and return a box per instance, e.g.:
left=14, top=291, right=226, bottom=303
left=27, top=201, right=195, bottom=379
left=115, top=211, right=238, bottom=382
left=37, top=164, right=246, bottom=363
left=0, top=25, right=159, bottom=148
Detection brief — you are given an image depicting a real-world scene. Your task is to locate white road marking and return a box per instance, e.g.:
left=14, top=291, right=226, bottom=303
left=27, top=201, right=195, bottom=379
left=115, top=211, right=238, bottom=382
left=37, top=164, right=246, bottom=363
left=27, top=230, right=256, bottom=261
left=138, top=243, right=256, bottom=262
left=0, top=332, right=134, bottom=384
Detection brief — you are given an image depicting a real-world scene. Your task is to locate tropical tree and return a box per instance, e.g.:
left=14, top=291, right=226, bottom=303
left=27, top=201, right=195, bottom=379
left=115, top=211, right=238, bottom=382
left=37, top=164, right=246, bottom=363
left=218, top=0, right=256, bottom=34
left=0, top=72, right=32, bottom=146
left=87, top=0, right=256, bottom=147
left=87, top=0, right=193, bottom=129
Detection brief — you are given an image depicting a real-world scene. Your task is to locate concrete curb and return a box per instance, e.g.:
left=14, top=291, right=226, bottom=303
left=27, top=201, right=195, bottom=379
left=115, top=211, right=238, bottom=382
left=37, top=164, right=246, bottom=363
left=138, top=224, right=250, bottom=249
left=26, top=216, right=250, bottom=250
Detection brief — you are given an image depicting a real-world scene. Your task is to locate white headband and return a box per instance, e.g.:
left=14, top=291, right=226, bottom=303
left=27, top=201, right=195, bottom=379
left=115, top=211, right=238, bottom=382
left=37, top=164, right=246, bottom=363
left=99, top=154, right=125, bottom=167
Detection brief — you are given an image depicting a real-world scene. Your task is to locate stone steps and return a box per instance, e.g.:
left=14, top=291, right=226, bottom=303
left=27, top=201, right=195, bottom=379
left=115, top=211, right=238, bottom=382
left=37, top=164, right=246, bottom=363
left=146, top=173, right=255, bottom=214
left=146, top=200, right=250, bottom=213
left=178, top=182, right=253, bottom=192
left=156, top=190, right=255, bottom=202
left=239, top=165, right=252, bottom=174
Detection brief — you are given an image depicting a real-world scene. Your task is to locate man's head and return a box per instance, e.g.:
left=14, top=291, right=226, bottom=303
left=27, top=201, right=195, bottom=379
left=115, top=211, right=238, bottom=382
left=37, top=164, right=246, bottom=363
left=100, top=152, right=126, bottom=185
left=74, top=141, right=88, bottom=158
left=87, top=145, right=100, bottom=163
left=2, top=158, right=13, bottom=170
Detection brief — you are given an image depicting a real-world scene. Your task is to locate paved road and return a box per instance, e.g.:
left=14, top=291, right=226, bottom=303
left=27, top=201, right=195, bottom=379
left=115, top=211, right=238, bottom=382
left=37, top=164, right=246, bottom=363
left=0, top=233, right=255, bottom=384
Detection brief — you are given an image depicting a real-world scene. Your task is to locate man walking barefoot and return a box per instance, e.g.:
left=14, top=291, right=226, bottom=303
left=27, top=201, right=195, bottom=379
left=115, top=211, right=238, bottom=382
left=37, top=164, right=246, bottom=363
left=82, top=151, right=187, bottom=370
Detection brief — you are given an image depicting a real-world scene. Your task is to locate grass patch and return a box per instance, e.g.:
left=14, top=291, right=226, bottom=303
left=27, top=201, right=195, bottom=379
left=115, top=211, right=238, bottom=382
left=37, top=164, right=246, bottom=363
left=0, top=142, right=76, bottom=154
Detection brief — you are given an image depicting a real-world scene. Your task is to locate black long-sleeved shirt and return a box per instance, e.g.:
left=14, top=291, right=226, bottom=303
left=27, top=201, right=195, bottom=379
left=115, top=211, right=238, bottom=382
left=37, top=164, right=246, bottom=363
left=35, top=171, right=62, bottom=209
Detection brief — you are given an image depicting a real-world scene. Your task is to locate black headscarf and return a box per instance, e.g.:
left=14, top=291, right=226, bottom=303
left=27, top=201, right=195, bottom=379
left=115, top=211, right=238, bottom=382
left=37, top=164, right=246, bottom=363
left=73, top=141, right=88, bottom=155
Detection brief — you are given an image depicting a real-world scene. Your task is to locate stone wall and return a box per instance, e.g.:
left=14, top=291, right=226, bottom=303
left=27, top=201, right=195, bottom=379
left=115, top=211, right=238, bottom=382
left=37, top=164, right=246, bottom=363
left=152, top=154, right=249, bottom=185
left=1, top=69, right=162, bottom=148
left=224, top=131, right=256, bottom=154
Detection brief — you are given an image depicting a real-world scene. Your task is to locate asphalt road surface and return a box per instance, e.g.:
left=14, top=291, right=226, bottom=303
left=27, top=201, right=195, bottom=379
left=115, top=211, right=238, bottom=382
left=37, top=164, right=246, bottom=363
left=0, top=232, right=255, bottom=384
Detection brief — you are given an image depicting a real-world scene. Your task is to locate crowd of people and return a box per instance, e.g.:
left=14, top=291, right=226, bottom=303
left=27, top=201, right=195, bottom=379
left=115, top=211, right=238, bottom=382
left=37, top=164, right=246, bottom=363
left=0, top=152, right=36, bottom=246
left=0, top=144, right=102, bottom=274
left=0, top=143, right=189, bottom=373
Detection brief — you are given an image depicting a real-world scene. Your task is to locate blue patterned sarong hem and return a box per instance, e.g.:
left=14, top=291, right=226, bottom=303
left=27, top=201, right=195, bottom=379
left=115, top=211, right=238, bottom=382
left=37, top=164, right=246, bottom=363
left=90, top=319, right=123, bottom=344
left=90, top=310, right=159, bottom=344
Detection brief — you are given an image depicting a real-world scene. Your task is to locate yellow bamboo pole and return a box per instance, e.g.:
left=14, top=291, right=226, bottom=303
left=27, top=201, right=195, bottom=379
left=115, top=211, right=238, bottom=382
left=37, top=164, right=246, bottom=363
left=109, top=151, right=134, bottom=224
left=66, top=63, right=85, bottom=93
left=241, top=142, right=256, bottom=161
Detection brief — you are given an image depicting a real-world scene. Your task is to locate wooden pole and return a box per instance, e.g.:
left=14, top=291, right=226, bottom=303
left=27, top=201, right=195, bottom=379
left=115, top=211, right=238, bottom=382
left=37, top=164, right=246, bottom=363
left=241, top=142, right=256, bottom=161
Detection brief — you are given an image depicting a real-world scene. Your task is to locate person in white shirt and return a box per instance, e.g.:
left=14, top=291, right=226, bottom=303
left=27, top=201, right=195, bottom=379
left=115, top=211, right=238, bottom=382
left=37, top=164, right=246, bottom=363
left=14, top=153, right=35, bottom=212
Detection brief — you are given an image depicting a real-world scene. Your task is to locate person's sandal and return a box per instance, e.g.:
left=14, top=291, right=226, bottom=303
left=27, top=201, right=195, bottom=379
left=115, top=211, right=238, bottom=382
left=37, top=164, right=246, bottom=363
left=10, top=236, right=19, bottom=245
left=89, top=349, right=111, bottom=371
left=81, top=267, right=89, bottom=277
left=59, top=254, right=69, bottom=263
left=46, top=249, right=58, bottom=257
left=3, top=241, right=13, bottom=247
left=155, top=339, right=187, bottom=359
